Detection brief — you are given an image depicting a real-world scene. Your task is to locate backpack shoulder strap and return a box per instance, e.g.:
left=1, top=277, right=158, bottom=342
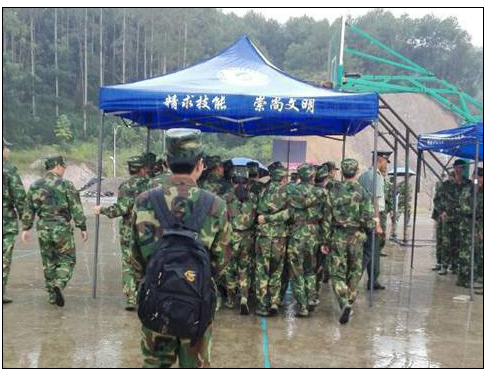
left=184, top=190, right=215, bottom=233
left=147, top=188, right=180, bottom=229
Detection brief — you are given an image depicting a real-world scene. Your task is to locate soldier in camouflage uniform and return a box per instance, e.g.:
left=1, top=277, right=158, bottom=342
left=431, top=172, right=451, bottom=271
left=144, top=152, right=157, bottom=178
left=93, top=155, right=149, bottom=310
left=397, top=180, right=412, bottom=225
left=223, top=166, right=258, bottom=315
left=247, top=161, right=264, bottom=196
left=325, top=159, right=375, bottom=324
left=457, top=168, right=483, bottom=289
left=255, top=163, right=290, bottom=316
left=2, top=138, right=26, bottom=303
left=325, top=161, right=341, bottom=192
left=314, top=164, right=330, bottom=295
left=199, top=155, right=224, bottom=195
left=21, top=156, right=87, bottom=307
left=437, top=159, right=472, bottom=275
left=287, top=163, right=331, bottom=316
left=131, top=129, right=231, bottom=368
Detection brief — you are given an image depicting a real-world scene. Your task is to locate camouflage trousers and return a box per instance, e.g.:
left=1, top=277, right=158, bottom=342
left=457, top=220, right=483, bottom=286
left=141, top=324, right=212, bottom=368
left=442, top=219, right=464, bottom=270
left=315, top=249, right=328, bottom=296
left=226, top=231, right=254, bottom=301
left=37, top=221, right=76, bottom=295
left=330, top=228, right=366, bottom=309
left=120, top=224, right=138, bottom=305
left=255, top=236, right=287, bottom=309
left=435, top=220, right=448, bottom=266
left=3, top=233, right=16, bottom=287
left=288, top=226, right=320, bottom=307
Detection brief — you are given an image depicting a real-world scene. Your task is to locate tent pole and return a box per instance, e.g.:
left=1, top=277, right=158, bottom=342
left=403, top=130, right=410, bottom=244
left=391, top=137, right=399, bottom=239
left=469, top=141, right=479, bottom=301
left=370, top=121, right=378, bottom=307
left=341, top=135, right=346, bottom=181
left=287, top=138, right=291, bottom=180
left=410, top=151, right=422, bottom=268
left=146, top=127, right=151, bottom=153
left=92, top=111, right=105, bottom=298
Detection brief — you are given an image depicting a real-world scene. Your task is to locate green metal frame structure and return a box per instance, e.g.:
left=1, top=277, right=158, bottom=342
left=332, top=22, right=483, bottom=124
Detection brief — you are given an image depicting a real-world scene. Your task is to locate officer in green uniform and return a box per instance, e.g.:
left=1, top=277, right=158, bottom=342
left=2, top=138, right=26, bottom=303
left=131, top=129, right=231, bottom=368
left=22, top=156, right=87, bottom=307
left=325, top=158, right=375, bottom=324
left=93, top=155, right=149, bottom=310
left=223, top=166, right=258, bottom=314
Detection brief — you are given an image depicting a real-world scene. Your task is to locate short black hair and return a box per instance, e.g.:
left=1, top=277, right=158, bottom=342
left=169, top=158, right=200, bottom=175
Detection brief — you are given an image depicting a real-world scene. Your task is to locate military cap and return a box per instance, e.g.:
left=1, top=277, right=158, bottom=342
left=3, top=138, right=12, bottom=148
left=325, top=161, right=339, bottom=171
left=205, top=155, right=222, bottom=169
left=246, top=161, right=260, bottom=177
left=166, top=128, right=204, bottom=164
left=268, top=161, right=283, bottom=172
left=44, top=155, right=66, bottom=170
left=372, top=151, right=392, bottom=163
left=315, top=164, right=329, bottom=179
left=144, top=152, right=157, bottom=166
left=297, top=163, right=316, bottom=180
left=270, top=165, right=287, bottom=180
left=453, top=159, right=468, bottom=167
left=127, top=155, right=147, bottom=172
left=341, top=158, right=358, bottom=177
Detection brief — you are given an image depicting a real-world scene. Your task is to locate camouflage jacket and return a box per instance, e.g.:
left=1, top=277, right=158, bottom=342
left=325, top=177, right=341, bottom=192
left=100, top=175, right=148, bottom=226
left=384, top=177, right=393, bottom=213
left=2, top=161, right=27, bottom=235
left=148, top=171, right=173, bottom=189
left=22, top=171, right=87, bottom=231
left=432, top=180, right=447, bottom=220
left=397, top=180, right=412, bottom=210
left=248, top=179, right=264, bottom=198
left=199, top=172, right=223, bottom=195
left=440, top=177, right=472, bottom=220
left=131, top=175, right=232, bottom=281
left=459, top=184, right=483, bottom=222
left=223, top=188, right=257, bottom=233
left=328, top=180, right=375, bottom=232
left=255, top=181, right=290, bottom=237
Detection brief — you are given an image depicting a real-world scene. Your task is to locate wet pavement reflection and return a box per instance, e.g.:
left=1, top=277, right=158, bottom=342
left=2, top=211, right=483, bottom=368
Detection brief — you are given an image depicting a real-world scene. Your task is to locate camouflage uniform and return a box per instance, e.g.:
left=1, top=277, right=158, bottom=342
left=255, top=165, right=290, bottom=315
left=144, top=152, right=157, bottom=178
left=131, top=129, right=231, bottom=368
left=199, top=156, right=224, bottom=195
left=314, top=164, right=330, bottom=294
left=222, top=167, right=257, bottom=310
left=100, top=155, right=148, bottom=307
left=3, top=142, right=26, bottom=296
left=287, top=164, right=330, bottom=314
left=328, top=159, right=374, bottom=316
left=432, top=179, right=449, bottom=269
left=397, top=180, right=412, bottom=225
left=22, top=156, right=86, bottom=302
left=457, top=170, right=483, bottom=286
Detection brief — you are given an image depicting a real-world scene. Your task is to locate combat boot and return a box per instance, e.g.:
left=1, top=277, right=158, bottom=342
left=296, top=304, right=309, bottom=318
left=48, top=292, right=56, bottom=304
left=53, top=286, right=65, bottom=307
left=269, top=304, right=279, bottom=316
left=431, top=264, right=441, bottom=271
left=2, top=286, right=12, bottom=304
left=225, top=297, right=235, bottom=309
left=438, top=266, right=448, bottom=275
left=339, top=306, right=352, bottom=324
left=240, top=298, right=249, bottom=315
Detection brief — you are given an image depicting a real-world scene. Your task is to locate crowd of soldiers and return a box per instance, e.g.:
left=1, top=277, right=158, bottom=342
left=2, top=130, right=483, bottom=366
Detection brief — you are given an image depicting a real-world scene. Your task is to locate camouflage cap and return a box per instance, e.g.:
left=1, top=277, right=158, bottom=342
left=144, top=152, right=157, bottom=167
left=325, top=161, right=339, bottom=171
left=270, top=165, right=287, bottom=181
left=315, top=164, right=329, bottom=179
left=246, top=161, right=260, bottom=176
left=267, top=161, right=283, bottom=172
left=341, top=158, right=358, bottom=177
left=44, top=155, right=66, bottom=170
left=205, top=155, right=222, bottom=169
left=166, top=128, right=204, bottom=164
left=3, top=138, right=12, bottom=148
left=297, top=163, right=316, bottom=180
left=127, top=155, right=147, bottom=172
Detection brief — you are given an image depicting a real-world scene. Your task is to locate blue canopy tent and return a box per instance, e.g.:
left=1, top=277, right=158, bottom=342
left=92, top=36, right=380, bottom=299
left=411, top=123, right=483, bottom=300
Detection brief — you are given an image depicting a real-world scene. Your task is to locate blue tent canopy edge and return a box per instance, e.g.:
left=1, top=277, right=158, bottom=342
left=99, top=36, right=378, bottom=137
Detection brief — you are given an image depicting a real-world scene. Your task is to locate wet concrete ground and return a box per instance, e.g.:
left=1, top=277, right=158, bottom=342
left=2, top=213, right=483, bottom=368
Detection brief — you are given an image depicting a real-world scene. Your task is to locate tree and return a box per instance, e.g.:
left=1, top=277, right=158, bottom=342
left=54, top=114, right=73, bottom=149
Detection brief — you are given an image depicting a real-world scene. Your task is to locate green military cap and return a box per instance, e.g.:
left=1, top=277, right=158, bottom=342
left=315, top=164, right=329, bottom=179
left=325, top=161, right=339, bottom=171
left=3, top=138, right=12, bottom=148
left=231, top=166, right=249, bottom=180
left=44, top=155, right=66, bottom=170
left=297, top=163, right=316, bottom=180
left=166, top=128, right=204, bottom=164
left=453, top=159, right=468, bottom=167
left=341, top=158, right=358, bottom=177
left=205, top=155, right=222, bottom=169
left=127, top=155, right=147, bottom=172
left=246, top=161, right=260, bottom=177
left=144, top=152, right=157, bottom=166
left=270, top=165, right=287, bottom=180
left=268, top=161, right=283, bottom=172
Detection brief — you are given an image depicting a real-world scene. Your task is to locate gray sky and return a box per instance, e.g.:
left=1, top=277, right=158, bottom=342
left=221, top=8, right=483, bottom=47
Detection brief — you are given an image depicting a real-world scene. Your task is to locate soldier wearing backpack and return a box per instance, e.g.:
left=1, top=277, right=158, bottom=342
left=131, top=128, right=231, bottom=368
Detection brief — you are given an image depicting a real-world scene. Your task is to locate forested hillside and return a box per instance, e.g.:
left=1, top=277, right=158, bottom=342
left=2, top=8, right=483, bottom=167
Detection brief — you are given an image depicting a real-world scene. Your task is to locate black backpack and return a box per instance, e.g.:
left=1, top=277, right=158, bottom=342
left=137, top=188, right=216, bottom=343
